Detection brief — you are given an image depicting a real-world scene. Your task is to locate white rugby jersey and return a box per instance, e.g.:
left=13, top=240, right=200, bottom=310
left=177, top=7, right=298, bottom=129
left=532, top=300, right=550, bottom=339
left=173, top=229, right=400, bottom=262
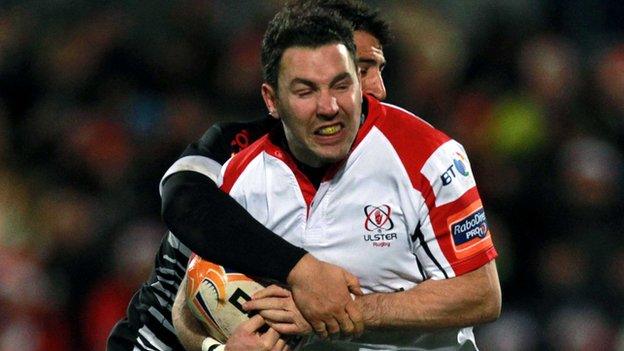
left=219, top=96, right=497, bottom=350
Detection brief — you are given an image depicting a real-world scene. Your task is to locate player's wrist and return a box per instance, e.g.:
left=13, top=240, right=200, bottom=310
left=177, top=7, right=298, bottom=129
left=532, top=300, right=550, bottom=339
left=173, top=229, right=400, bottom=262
left=286, top=253, right=318, bottom=286
left=202, top=337, right=225, bottom=351
left=354, top=293, right=382, bottom=329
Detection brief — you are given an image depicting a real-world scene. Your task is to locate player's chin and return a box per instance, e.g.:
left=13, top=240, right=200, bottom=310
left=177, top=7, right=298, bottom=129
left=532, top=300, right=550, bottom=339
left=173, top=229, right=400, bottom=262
left=312, top=145, right=350, bottom=164
left=315, top=152, right=348, bottom=165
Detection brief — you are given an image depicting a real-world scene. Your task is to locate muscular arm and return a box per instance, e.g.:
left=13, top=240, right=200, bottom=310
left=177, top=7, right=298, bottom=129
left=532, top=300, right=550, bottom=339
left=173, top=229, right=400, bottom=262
left=162, top=171, right=307, bottom=282
left=355, top=261, right=501, bottom=330
left=249, top=262, right=499, bottom=337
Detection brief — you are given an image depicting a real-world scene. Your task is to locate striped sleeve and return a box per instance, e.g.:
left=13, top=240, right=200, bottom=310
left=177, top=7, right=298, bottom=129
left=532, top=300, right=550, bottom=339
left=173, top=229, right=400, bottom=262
left=414, top=140, right=497, bottom=278
left=375, top=102, right=496, bottom=279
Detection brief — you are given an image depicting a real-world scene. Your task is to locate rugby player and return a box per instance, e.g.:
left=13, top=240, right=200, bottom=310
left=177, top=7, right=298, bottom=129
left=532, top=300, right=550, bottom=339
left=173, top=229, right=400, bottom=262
left=107, top=1, right=390, bottom=350
left=176, top=2, right=501, bottom=350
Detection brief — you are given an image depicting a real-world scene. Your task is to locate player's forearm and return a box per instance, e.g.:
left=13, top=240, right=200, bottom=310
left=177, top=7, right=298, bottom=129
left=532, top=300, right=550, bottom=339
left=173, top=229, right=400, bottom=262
left=173, top=277, right=214, bottom=351
left=356, top=261, right=501, bottom=330
left=161, top=171, right=307, bottom=283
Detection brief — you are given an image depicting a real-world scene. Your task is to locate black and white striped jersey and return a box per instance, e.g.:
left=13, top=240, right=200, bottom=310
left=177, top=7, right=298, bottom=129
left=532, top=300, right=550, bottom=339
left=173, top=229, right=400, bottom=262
left=107, top=117, right=290, bottom=351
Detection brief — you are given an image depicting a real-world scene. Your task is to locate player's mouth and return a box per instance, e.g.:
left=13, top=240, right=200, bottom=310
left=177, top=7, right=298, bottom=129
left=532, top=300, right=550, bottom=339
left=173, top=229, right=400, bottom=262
left=314, top=123, right=343, bottom=136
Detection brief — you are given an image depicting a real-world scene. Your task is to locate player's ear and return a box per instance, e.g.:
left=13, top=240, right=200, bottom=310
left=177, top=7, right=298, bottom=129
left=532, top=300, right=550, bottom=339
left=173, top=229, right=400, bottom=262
left=261, top=83, right=279, bottom=119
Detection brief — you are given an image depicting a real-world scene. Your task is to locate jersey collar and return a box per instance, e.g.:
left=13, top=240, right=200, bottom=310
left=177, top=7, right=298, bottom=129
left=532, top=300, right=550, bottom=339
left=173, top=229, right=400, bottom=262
left=265, top=93, right=384, bottom=182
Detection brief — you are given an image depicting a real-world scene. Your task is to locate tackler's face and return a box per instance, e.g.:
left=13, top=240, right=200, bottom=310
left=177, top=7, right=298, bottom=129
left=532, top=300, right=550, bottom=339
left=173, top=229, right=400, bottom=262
left=354, top=30, right=387, bottom=101
left=262, top=43, right=362, bottom=167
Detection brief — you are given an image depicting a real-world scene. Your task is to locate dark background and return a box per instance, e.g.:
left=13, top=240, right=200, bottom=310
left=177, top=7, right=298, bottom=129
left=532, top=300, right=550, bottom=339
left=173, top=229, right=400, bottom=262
left=0, top=1, right=623, bottom=350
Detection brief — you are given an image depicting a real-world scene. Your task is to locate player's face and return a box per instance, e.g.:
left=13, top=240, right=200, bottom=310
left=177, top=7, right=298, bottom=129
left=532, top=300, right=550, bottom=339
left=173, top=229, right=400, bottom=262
left=262, top=43, right=362, bottom=167
left=354, top=30, right=387, bottom=101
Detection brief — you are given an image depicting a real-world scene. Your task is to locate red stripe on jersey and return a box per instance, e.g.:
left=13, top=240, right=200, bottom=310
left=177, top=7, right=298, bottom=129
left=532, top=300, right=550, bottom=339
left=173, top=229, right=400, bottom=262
left=429, top=188, right=483, bottom=257
left=453, top=246, right=498, bottom=275
left=220, top=134, right=270, bottom=193
left=294, top=170, right=317, bottom=208
left=354, top=95, right=383, bottom=149
left=418, top=177, right=497, bottom=276
left=374, top=100, right=496, bottom=276
left=263, top=139, right=317, bottom=208
left=220, top=131, right=317, bottom=208
left=374, top=102, right=452, bottom=188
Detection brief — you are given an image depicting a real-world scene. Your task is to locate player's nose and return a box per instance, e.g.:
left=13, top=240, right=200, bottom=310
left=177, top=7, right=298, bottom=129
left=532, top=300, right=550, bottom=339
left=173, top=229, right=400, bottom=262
left=317, top=90, right=339, bottom=118
left=364, top=71, right=386, bottom=101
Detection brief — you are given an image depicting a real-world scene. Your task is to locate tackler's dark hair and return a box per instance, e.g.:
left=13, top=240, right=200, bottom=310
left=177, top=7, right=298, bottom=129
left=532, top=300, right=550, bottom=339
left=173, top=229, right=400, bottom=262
left=303, top=0, right=392, bottom=47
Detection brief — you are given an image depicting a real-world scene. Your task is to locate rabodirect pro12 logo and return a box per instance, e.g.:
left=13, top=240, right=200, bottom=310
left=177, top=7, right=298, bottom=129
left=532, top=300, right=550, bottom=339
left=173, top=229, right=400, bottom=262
left=451, top=208, right=488, bottom=246
left=447, top=200, right=493, bottom=259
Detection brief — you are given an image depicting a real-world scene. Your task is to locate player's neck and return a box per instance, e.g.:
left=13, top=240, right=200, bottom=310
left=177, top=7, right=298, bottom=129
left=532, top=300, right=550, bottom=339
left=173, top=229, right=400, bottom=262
left=270, top=127, right=328, bottom=189
left=294, top=159, right=327, bottom=190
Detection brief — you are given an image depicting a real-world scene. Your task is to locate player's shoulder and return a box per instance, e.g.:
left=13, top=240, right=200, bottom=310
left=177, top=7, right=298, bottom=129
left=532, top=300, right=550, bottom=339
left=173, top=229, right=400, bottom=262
left=380, top=102, right=449, bottom=142
left=199, top=117, right=276, bottom=150
left=179, top=117, right=276, bottom=164
left=208, top=117, right=275, bottom=135
left=368, top=100, right=474, bottom=192
left=219, top=132, right=272, bottom=192
left=373, top=100, right=454, bottom=166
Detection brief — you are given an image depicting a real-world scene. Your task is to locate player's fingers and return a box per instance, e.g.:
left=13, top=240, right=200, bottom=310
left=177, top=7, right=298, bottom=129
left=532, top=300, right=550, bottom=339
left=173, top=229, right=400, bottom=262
left=336, top=310, right=355, bottom=336
left=265, top=321, right=301, bottom=335
left=345, top=272, right=363, bottom=296
left=312, top=321, right=328, bottom=339
left=254, top=284, right=291, bottom=299
left=271, top=338, right=287, bottom=351
left=259, top=309, right=292, bottom=323
left=325, top=317, right=341, bottom=338
left=244, top=297, right=285, bottom=311
left=345, top=301, right=364, bottom=337
left=240, top=314, right=267, bottom=333
left=259, top=327, right=280, bottom=349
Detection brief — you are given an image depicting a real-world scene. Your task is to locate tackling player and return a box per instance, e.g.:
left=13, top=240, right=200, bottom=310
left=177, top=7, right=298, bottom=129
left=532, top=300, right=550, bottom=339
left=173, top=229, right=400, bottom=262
left=176, top=2, right=501, bottom=350
left=107, top=1, right=391, bottom=350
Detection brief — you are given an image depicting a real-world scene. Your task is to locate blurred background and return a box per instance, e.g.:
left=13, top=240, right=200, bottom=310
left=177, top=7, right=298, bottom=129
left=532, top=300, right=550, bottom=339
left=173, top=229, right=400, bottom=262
left=0, top=0, right=623, bottom=350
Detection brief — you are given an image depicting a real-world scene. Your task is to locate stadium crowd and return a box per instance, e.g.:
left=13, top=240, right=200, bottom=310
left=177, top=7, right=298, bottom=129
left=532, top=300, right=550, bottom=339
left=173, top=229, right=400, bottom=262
left=0, top=1, right=623, bottom=350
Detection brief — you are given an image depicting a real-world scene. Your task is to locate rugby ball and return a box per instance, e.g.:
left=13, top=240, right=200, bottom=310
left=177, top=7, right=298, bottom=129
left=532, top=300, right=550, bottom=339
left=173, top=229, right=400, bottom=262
left=185, top=255, right=265, bottom=342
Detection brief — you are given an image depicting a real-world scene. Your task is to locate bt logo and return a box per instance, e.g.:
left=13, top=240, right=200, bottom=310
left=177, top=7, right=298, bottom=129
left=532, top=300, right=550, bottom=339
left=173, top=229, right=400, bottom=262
left=440, top=152, right=470, bottom=186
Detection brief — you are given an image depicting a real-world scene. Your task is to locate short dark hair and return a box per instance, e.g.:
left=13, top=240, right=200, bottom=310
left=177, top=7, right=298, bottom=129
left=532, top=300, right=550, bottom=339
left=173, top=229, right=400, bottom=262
left=308, top=0, right=392, bottom=47
left=261, top=5, right=357, bottom=89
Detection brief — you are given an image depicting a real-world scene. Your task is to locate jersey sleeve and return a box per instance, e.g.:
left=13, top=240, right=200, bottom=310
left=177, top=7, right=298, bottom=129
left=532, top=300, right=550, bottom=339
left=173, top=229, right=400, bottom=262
left=414, top=139, right=497, bottom=279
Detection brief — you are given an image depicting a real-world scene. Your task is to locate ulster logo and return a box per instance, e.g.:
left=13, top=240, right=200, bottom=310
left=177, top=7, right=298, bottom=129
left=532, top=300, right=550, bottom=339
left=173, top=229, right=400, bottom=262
left=363, top=205, right=398, bottom=248
left=364, top=205, right=394, bottom=231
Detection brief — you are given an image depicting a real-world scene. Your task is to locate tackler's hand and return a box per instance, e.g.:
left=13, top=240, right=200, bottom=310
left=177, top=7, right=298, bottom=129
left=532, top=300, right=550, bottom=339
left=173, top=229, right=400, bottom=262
left=225, top=315, right=289, bottom=351
left=286, top=254, right=364, bottom=339
left=244, top=284, right=313, bottom=335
